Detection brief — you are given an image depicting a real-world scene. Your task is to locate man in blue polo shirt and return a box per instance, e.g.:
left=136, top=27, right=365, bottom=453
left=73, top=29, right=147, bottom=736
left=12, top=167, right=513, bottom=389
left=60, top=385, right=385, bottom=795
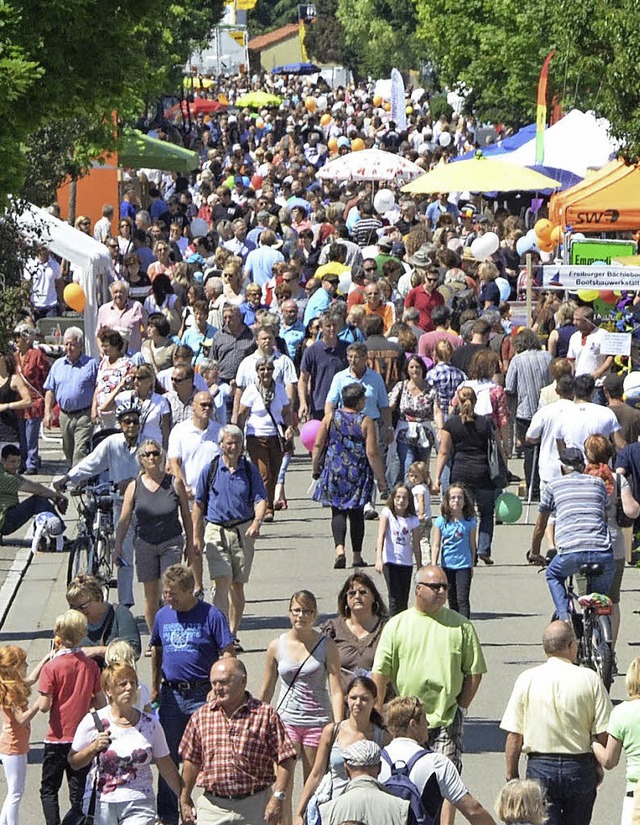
left=192, top=424, right=267, bottom=651
left=43, top=327, right=98, bottom=467
left=150, top=563, right=234, bottom=825
left=299, top=311, right=348, bottom=420
left=325, top=342, right=393, bottom=518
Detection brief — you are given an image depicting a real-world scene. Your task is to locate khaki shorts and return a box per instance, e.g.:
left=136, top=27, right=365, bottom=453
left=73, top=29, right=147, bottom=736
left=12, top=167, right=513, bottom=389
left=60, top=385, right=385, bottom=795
left=204, top=521, right=255, bottom=583
left=198, top=788, right=270, bottom=824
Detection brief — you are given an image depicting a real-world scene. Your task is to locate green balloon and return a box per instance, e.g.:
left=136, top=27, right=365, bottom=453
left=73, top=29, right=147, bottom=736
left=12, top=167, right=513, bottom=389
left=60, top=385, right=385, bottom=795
left=495, top=492, right=523, bottom=524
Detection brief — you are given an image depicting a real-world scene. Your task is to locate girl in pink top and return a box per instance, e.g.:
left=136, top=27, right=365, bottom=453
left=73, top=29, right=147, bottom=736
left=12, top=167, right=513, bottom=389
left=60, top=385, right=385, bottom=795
left=0, top=646, right=49, bottom=825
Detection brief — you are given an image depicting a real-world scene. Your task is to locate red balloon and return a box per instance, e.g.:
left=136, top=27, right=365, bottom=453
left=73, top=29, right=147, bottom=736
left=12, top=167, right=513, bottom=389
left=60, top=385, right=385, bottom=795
left=599, top=290, right=617, bottom=304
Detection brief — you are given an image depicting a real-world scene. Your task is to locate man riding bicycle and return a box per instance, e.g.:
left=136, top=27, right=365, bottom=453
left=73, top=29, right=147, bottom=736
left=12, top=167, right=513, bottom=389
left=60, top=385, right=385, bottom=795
left=528, top=447, right=614, bottom=620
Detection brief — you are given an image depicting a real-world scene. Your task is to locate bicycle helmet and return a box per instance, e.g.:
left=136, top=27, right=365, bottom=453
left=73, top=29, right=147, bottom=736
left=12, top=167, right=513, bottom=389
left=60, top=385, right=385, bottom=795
left=116, top=399, right=142, bottom=420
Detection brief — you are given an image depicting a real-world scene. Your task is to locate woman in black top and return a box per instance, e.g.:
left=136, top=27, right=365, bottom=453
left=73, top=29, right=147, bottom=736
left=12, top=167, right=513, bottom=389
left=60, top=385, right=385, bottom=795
left=0, top=353, right=31, bottom=451
left=434, top=386, right=497, bottom=564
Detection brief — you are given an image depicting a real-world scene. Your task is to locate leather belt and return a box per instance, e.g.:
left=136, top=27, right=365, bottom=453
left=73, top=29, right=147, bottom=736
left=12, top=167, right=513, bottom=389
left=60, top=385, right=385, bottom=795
left=207, top=785, right=269, bottom=800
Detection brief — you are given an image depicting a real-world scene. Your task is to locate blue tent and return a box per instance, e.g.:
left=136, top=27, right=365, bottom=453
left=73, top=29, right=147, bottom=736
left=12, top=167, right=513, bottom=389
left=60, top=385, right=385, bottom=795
left=272, top=62, right=319, bottom=75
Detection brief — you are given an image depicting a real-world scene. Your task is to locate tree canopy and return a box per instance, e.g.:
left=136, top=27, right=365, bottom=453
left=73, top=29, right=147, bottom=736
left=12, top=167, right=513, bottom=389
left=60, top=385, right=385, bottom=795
left=0, top=0, right=224, bottom=205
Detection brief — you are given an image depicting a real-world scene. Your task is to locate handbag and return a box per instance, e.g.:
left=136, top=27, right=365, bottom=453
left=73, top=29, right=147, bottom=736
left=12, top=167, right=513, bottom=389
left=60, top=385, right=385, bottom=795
left=616, top=473, right=635, bottom=528
left=83, top=711, right=105, bottom=825
left=486, top=421, right=508, bottom=489
left=390, top=381, right=404, bottom=429
left=265, top=403, right=294, bottom=453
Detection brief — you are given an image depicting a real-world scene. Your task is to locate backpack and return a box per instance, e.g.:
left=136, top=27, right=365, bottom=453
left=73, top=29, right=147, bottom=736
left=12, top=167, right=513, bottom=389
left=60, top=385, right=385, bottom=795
left=204, top=454, right=255, bottom=528
left=381, top=749, right=429, bottom=825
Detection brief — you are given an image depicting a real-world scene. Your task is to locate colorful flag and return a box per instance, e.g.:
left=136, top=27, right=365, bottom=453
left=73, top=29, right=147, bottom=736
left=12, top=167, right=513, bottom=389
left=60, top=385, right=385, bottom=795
left=535, top=51, right=555, bottom=165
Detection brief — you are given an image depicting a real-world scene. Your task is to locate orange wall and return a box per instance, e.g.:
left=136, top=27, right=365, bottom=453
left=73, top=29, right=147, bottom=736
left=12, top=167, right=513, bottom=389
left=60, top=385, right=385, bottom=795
left=57, top=157, right=119, bottom=234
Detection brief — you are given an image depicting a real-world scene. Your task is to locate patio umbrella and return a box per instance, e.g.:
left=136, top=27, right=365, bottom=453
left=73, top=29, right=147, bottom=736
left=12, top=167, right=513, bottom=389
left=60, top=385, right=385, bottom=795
left=118, top=129, right=199, bottom=172
left=235, top=91, right=282, bottom=108
left=316, top=148, right=424, bottom=183
left=402, top=153, right=562, bottom=194
left=189, top=98, right=227, bottom=115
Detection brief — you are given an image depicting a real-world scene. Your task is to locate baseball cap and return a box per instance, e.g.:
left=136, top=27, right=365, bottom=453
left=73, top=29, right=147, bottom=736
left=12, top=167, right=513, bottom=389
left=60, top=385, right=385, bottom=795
left=232, top=143, right=242, bottom=152
left=343, top=740, right=381, bottom=767
left=323, top=274, right=340, bottom=285
left=558, top=447, right=585, bottom=471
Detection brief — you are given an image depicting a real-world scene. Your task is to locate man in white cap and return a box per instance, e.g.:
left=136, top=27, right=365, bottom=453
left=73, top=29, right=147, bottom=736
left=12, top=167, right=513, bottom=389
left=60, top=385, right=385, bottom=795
left=319, top=740, right=410, bottom=825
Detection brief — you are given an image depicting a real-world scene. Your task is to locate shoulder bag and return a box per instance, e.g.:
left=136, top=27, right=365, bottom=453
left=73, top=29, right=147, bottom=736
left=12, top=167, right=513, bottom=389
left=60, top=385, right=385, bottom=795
left=83, top=711, right=105, bottom=825
left=276, top=636, right=324, bottom=714
left=486, top=420, right=508, bottom=489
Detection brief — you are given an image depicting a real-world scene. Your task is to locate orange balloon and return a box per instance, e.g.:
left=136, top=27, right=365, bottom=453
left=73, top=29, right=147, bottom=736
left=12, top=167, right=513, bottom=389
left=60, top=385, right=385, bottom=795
left=351, top=138, right=365, bottom=151
left=550, top=225, right=563, bottom=244
left=534, top=218, right=553, bottom=241
left=320, top=113, right=331, bottom=126
left=373, top=95, right=383, bottom=107
left=328, top=137, right=338, bottom=152
left=305, top=97, right=316, bottom=113
left=383, top=102, right=391, bottom=112
left=63, top=283, right=86, bottom=313
left=537, top=237, right=555, bottom=253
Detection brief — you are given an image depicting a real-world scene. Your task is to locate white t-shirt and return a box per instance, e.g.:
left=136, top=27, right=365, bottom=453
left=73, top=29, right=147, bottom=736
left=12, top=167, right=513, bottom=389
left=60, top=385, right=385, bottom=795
left=567, top=328, right=610, bottom=384
left=526, top=399, right=575, bottom=483
left=235, top=350, right=297, bottom=390
left=71, top=706, right=169, bottom=804
left=240, top=383, right=288, bottom=437
left=411, top=483, right=432, bottom=520
left=24, top=256, right=62, bottom=308
left=381, top=506, right=420, bottom=566
left=167, top=419, right=221, bottom=491
left=379, top=738, right=468, bottom=807
left=557, top=402, right=620, bottom=452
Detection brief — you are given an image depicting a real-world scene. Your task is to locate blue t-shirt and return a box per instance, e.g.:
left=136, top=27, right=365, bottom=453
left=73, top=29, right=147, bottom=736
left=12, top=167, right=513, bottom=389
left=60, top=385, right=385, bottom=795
left=150, top=600, right=233, bottom=681
left=435, top=516, right=476, bottom=570
left=195, top=456, right=267, bottom=525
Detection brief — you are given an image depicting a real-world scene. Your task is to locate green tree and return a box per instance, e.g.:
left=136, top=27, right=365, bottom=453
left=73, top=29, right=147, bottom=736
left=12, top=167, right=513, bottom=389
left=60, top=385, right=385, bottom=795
left=304, top=0, right=354, bottom=68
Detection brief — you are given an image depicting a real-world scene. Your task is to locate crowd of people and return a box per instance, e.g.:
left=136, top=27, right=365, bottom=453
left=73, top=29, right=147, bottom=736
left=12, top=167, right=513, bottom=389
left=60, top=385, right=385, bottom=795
left=2, top=73, right=640, bottom=825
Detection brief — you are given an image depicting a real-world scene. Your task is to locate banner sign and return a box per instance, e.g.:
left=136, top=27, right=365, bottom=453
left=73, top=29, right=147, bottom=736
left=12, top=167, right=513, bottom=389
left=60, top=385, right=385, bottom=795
left=390, top=68, right=407, bottom=132
left=570, top=239, right=636, bottom=266
left=543, top=264, right=640, bottom=290
left=601, top=332, right=632, bottom=356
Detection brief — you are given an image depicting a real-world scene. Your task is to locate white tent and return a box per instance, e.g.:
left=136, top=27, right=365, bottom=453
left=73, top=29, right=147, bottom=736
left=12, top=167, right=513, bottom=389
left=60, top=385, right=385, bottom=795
left=494, top=109, right=618, bottom=178
left=14, top=203, right=111, bottom=357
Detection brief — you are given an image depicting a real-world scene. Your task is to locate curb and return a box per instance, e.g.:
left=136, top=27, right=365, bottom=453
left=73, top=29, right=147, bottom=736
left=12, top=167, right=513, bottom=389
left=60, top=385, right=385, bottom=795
left=0, top=547, right=33, bottom=628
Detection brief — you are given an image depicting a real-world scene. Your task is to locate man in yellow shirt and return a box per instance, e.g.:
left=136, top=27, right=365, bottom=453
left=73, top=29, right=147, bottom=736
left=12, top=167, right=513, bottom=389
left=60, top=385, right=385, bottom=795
left=500, top=620, right=611, bottom=824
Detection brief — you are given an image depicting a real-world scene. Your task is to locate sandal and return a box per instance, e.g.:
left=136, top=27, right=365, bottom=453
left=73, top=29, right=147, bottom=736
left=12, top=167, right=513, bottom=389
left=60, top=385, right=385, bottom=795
left=333, top=555, right=346, bottom=569
left=273, top=499, right=288, bottom=510
left=477, top=554, right=494, bottom=566
left=352, top=558, right=369, bottom=568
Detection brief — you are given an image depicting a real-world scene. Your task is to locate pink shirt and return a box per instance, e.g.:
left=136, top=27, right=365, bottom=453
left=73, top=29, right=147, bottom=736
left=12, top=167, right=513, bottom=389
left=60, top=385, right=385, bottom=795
left=97, top=299, right=148, bottom=353
left=418, top=329, right=462, bottom=361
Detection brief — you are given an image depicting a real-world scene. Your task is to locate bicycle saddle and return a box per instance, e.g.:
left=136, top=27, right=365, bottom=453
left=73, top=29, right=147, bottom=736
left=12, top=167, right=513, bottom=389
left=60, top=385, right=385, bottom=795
left=578, top=563, right=604, bottom=575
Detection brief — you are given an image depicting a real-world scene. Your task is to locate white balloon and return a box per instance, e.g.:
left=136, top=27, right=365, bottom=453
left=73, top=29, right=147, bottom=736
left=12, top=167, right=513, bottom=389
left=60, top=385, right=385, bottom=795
left=373, top=188, right=395, bottom=214
left=338, top=272, right=352, bottom=296
left=316, top=95, right=328, bottom=112
left=496, top=276, right=511, bottom=302
left=572, top=232, right=586, bottom=240
left=624, top=371, right=640, bottom=396
left=471, top=231, right=499, bottom=259
left=190, top=218, right=209, bottom=237
left=439, top=132, right=452, bottom=147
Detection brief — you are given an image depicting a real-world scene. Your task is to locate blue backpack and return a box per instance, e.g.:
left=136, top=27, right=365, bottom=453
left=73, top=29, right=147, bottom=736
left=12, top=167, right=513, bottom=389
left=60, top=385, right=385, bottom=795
left=381, top=749, right=429, bottom=825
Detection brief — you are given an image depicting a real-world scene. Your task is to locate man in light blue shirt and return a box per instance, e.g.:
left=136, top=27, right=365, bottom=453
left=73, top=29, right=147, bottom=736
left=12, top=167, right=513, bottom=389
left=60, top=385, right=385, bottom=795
left=244, top=230, right=284, bottom=289
left=303, top=273, right=339, bottom=325
left=280, top=299, right=306, bottom=360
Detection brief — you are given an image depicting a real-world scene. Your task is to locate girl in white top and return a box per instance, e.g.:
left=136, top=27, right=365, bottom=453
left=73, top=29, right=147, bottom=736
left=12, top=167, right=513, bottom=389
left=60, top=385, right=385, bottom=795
left=407, top=460, right=432, bottom=557
left=104, top=640, right=152, bottom=713
left=375, top=484, right=422, bottom=616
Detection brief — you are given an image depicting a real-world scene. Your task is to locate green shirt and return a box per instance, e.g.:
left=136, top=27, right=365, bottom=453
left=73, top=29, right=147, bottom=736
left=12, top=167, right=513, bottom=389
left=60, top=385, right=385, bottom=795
left=0, top=467, right=22, bottom=530
left=372, top=606, right=487, bottom=728
left=608, top=699, right=640, bottom=790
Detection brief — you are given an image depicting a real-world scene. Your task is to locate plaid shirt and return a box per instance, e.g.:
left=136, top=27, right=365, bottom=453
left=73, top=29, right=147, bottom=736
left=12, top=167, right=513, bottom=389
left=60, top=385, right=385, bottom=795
left=427, top=363, right=466, bottom=413
left=179, top=694, right=296, bottom=797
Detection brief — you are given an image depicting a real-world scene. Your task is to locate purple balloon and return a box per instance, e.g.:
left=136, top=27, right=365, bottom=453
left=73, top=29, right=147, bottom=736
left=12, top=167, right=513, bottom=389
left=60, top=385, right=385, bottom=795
left=300, top=419, right=322, bottom=452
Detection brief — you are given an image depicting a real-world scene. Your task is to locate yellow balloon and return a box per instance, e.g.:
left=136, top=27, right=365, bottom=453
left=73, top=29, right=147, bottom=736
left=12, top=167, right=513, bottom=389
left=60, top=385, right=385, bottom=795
left=405, top=105, right=413, bottom=114
left=63, top=283, right=86, bottom=313
left=577, top=289, right=599, bottom=303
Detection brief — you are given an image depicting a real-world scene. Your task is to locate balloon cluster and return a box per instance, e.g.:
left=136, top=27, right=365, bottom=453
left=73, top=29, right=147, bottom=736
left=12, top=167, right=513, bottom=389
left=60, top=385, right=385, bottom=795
left=516, top=219, right=564, bottom=257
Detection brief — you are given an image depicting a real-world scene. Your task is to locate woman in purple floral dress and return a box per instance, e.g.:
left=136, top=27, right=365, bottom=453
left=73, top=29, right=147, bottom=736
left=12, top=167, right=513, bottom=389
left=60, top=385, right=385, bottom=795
left=69, top=663, right=181, bottom=824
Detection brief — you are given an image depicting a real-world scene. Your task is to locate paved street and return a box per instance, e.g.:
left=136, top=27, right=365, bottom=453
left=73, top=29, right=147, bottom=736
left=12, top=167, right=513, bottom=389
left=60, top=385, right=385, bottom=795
left=0, top=445, right=636, bottom=822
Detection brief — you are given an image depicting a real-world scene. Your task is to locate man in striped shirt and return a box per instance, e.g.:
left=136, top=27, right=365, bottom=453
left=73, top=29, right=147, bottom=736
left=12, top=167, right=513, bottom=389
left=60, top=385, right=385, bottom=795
left=528, top=447, right=614, bottom=620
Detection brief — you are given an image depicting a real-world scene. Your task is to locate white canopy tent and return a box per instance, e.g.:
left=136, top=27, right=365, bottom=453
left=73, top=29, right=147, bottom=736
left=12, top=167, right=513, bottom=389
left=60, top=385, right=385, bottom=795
left=493, top=109, right=618, bottom=178
left=14, top=203, right=111, bottom=357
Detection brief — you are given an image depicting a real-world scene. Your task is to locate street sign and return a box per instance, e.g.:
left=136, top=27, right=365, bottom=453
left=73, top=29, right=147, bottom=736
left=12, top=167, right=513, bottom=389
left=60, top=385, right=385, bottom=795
left=543, top=264, right=640, bottom=290
left=570, top=238, right=636, bottom=266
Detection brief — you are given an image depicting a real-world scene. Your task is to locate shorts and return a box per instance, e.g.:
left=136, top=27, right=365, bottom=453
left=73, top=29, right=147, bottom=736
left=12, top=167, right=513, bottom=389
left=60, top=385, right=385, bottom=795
left=283, top=724, right=325, bottom=748
left=92, top=799, right=156, bottom=825
left=427, top=706, right=464, bottom=773
left=204, top=521, right=255, bottom=583
left=135, top=535, right=183, bottom=582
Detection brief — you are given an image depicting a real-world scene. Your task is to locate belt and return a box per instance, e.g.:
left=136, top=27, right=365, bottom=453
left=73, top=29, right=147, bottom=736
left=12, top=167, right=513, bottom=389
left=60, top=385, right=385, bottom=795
left=161, top=679, right=210, bottom=692
left=207, top=785, right=269, bottom=801
left=528, top=752, right=593, bottom=761
left=60, top=406, right=91, bottom=415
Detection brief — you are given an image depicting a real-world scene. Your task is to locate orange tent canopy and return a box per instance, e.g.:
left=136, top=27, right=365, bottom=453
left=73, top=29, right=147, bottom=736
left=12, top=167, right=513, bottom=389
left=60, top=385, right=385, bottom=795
left=549, top=159, right=640, bottom=232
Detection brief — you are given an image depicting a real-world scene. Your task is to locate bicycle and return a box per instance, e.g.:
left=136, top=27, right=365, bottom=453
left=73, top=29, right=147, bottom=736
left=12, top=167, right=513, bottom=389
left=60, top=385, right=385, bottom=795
left=66, top=482, right=119, bottom=597
left=558, top=562, right=614, bottom=692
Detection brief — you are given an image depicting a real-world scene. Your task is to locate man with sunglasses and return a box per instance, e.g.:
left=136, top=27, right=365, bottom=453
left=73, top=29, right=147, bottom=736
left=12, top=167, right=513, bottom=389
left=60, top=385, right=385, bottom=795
left=54, top=402, right=143, bottom=606
left=404, top=258, right=445, bottom=332
left=372, top=565, right=486, bottom=825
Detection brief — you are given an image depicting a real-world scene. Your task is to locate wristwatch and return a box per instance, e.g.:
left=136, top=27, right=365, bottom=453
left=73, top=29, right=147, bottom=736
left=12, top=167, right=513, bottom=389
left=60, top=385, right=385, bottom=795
left=273, top=790, right=286, bottom=801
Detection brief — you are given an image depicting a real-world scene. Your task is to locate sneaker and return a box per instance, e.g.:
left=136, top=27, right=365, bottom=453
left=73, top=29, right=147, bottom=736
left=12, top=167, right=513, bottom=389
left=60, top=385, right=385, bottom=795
left=364, top=504, right=379, bottom=521
left=233, top=637, right=244, bottom=653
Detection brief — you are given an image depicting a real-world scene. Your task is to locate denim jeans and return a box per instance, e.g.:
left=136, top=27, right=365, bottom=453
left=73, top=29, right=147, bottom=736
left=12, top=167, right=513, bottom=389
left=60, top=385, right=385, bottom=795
left=394, top=436, right=431, bottom=485
left=443, top=567, right=472, bottom=618
left=40, top=742, right=88, bottom=825
left=471, top=487, right=498, bottom=557
left=2, top=496, right=57, bottom=536
left=526, top=754, right=598, bottom=825
left=516, top=417, right=539, bottom=498
left=545, top=551, right=615, bottom=621
left=157, top=682, right=209, bottom=825
left=17, top=417, right=42, bottom=472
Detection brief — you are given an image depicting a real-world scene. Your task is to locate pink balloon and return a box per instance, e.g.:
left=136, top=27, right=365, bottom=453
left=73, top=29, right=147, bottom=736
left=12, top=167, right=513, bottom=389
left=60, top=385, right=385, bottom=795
left=300, top=419, right=322, bottom=452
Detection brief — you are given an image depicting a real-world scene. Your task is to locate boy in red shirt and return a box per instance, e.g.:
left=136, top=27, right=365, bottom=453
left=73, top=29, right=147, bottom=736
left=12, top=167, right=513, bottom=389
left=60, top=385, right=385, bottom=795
left=38, top=610, right=105, bottom=825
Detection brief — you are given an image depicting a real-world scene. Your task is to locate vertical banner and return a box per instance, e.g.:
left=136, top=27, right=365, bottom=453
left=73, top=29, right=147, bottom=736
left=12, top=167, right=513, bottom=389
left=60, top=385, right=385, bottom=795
left=390, top=68, right=407, bottom=131
left=535, top=50, right=555, bottom=165
left=299, top=20, right=308, bottom=62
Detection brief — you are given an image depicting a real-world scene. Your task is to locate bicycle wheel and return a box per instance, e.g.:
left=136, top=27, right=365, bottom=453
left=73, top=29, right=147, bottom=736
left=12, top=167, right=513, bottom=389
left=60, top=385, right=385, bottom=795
left=66, top=535, right=96, bottom=585
left=591, top=614, right=614, bottom=691
left=94, top=533, right=115, bottom=599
